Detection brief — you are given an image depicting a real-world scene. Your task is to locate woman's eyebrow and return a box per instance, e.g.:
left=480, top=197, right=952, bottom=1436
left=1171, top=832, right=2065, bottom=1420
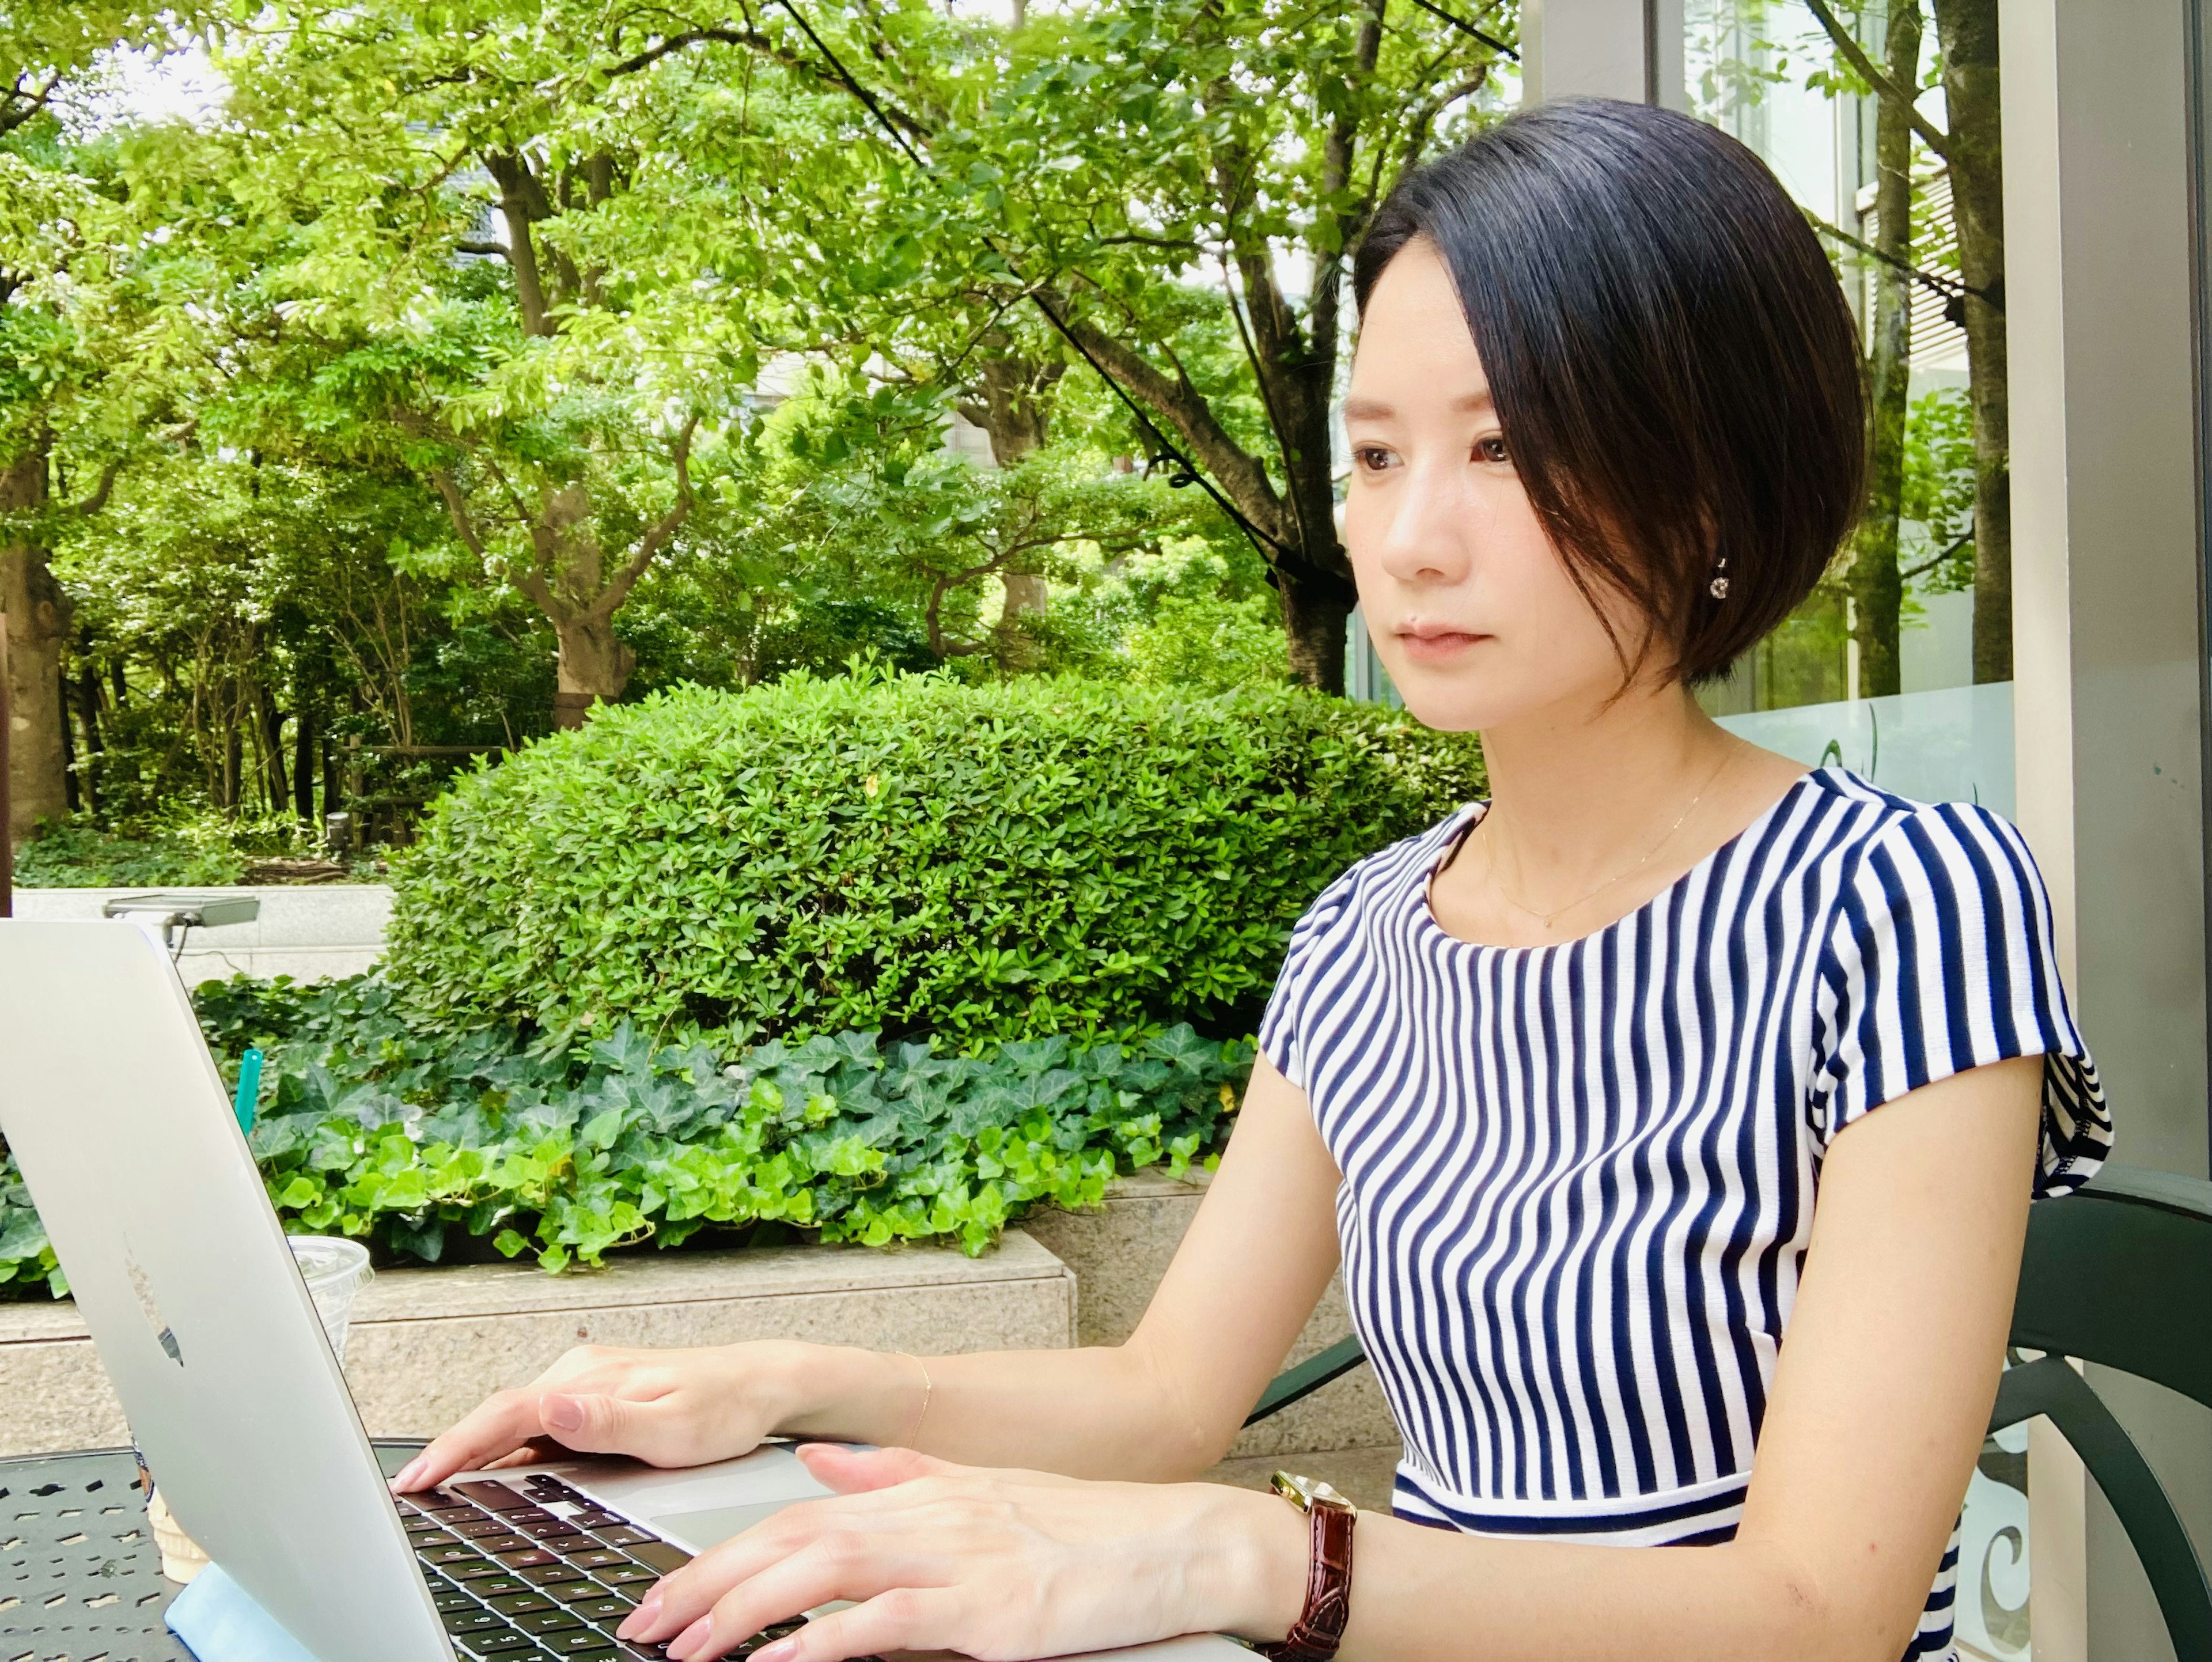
left=1340, top=389, right=1495, bottom=422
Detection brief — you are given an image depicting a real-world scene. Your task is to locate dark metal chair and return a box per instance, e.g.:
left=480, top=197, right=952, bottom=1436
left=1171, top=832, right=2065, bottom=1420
left=1244, top=1163, right=2212, bottom=1661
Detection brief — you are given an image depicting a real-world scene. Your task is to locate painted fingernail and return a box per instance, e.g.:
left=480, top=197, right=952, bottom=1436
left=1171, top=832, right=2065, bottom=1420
left=616, top=1592, right=660, bottom=1638
left=753, top=1641, right=798, bottom=1662
left=666, top=1616, right=711, bottom=1660
left=391, top=1459, right=423, bottom=1491
left=542, top=1394, right=585, bottom=1433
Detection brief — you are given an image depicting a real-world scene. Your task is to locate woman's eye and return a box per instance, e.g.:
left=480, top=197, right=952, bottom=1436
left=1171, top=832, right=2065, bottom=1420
left=1353, top=445, right=1397, bottom=472
left=1475, top=435, right=1510, bottom=464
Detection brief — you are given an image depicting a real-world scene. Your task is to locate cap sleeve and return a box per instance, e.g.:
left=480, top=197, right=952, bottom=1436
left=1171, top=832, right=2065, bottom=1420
left=1257, top=866, right=1359, bottom=1096
left=1809, top=802, right=2111, bottom=1196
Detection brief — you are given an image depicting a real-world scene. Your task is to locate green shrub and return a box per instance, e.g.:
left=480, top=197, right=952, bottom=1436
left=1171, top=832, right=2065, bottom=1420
left=384, top=675, right=1484, bottom=1043
left=0, top=974, right=1255, bottom=1297
left=1125, top=594, right=1290, bottom=693
left=12, top=814, right=249, bottom=888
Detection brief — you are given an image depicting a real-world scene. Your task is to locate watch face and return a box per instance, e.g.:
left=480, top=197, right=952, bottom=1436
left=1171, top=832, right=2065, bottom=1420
left=1270, top=1471, right=1355, bottom=1513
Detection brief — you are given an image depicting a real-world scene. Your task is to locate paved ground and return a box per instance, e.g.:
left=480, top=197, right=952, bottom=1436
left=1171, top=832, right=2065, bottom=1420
left=1205, top=1444, right=1400, bottom=1512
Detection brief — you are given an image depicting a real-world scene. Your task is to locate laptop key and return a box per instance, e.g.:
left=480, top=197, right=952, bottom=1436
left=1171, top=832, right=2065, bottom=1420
left=541, top=1635, right=618, bottom=1658
left=495, top=1549, right=566, bottom=1570
left=518, top=1560, right=587, bottom=1585
left=455, top=1517, right=520, bottom=1539
left=474, top=1533, right=535, bottom=1554
left=516, top=1608, right=586, bottom=1634
left=422, top=1544, right=487, bottom=1567
left=448, top=1560, right=510, bottom=1582
left=570, top=1595, right=635, bottom=1623
left=595, top=1563, right=659, bottom=1587
left=570, top=1511, right=626, bottom=1530
left=443, top=1608, right=507, bottom=1635
left=487, top=1591, right=558, bottom=1616
left=559, top=1548, right=629, bottom=1572
left=542, top=1580, right=609, bottom=1604
left=592, top=1526, right=654, bottom=1547
left=469, top=1574, right=531, bottom=1597
left=455, top=1634, right=540, bottom=1659
left=626, top=1542, right=692, bottom=1574
left=411, top=1528, right=463, bottom=1548
left=454, top=1480, right=537, bottom=1512
left=522, top=1519, right=585, bottom=1540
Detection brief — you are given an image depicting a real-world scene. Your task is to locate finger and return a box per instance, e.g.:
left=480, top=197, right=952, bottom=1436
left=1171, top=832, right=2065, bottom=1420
left=391, top=1391, right=551, bottom=1491
left=795, top=1442, right=955, bottom=1494
left=751, top=1588, right=962, bottom=1662
left=665, top=1534, right=925, bottom=1662
left=535, top=1390, right=715, bottom=1467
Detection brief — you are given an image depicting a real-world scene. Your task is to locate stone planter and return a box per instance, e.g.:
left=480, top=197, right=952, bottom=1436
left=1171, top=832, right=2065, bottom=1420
left=0, top=1232, right=1074, bottom=1456
left=12, top=885, right=393, bottom=986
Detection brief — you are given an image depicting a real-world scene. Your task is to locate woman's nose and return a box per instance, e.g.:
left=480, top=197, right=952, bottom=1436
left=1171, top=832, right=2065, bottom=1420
left=1375, top=464, right=1475, bottom=586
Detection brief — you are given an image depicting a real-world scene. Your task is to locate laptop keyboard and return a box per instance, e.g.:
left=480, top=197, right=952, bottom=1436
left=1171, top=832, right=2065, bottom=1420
left=398, top=1471, right=877, bottom=1661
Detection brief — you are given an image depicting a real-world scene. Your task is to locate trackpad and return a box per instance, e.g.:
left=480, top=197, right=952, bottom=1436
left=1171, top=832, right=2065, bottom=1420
left=649, top=1498, right=798, bottom=1553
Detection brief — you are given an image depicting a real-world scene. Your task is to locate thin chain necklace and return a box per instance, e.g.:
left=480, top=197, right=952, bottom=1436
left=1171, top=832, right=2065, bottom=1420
left=1480, top=747, right=1738, bottom=932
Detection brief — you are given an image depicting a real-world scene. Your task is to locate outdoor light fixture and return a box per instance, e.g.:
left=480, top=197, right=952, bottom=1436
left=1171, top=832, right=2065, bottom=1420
left=101, top=892, right=262, bottom=954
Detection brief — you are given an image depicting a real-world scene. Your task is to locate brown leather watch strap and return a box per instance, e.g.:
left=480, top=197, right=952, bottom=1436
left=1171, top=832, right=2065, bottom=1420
left=1267, top=1498, right=1356, bottom=1660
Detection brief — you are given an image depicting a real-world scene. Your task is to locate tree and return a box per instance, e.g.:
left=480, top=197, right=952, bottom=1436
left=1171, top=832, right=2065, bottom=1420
left=1805, top=0, right=2009, bottom=683
left=1844, top=0, right=1921, bottom=699
left=653, top=0, right=1513, bottom=692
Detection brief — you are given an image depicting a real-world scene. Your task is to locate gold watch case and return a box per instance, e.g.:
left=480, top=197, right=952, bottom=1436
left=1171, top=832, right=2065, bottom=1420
left=1269, top=1470, right=1358, bottom=1516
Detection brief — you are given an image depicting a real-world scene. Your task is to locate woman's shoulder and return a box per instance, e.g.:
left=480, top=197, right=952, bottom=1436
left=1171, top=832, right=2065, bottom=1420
left=1789, top=766, right=2043, bottom=884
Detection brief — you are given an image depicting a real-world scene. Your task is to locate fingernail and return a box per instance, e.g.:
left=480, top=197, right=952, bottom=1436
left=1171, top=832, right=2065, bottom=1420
left=391, top=1459, right=423, bottom=1491
left=616, top=1592, right=660, bottom=1638
left=666, top=1617, right=711, bottom=1660
left=542, top=1394, right=585, bottom=1433
left=754, top=1641, right=797, bottom=1662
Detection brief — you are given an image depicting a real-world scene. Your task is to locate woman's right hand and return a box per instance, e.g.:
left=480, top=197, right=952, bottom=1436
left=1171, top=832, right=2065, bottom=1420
left=390, top=1341, right=811, bottom=1493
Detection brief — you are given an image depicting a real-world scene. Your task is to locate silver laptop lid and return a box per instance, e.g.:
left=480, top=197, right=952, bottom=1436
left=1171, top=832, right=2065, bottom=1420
left=0, top=919, right=447, bottom=1662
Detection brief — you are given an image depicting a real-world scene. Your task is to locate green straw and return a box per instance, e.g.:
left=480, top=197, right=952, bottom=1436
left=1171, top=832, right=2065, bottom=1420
left=233, top=1048, right=263, bottom=1135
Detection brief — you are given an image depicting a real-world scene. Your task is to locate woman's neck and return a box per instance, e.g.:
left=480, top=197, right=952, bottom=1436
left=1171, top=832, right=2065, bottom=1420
left=1476, top=678, right=1729, bottom=889
left=1428, top=674, right=1806, bottom=948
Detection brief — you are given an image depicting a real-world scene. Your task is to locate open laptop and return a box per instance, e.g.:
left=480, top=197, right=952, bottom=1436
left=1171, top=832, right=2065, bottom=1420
left=0, top=920, right=1249, bottom=1662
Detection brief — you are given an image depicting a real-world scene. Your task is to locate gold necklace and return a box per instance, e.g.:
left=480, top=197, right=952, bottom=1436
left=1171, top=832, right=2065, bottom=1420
left=1482, top=748, right=1738, bottom=932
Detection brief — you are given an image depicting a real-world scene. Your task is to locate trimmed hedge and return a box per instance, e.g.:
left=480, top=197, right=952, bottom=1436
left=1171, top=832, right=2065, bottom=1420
left=0, top=972, right=1255, bottom=1297
left=384, top=676, right=1484, bottom=1043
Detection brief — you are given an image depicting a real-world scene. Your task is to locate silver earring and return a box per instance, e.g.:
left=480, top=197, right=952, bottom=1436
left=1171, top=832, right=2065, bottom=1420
left=1709, top=557, right=1729, bottom=600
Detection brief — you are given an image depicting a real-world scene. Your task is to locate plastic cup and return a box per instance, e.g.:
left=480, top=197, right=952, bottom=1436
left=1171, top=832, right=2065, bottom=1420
left=289, top=1235, right=374, bottom=1367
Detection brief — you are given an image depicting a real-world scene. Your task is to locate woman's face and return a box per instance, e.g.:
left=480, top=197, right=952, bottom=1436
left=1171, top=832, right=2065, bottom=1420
left=1343, top=237, right=1644, bottom=733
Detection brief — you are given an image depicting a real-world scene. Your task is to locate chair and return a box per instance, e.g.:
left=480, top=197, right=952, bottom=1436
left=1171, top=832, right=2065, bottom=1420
left=1244, top=1163, right=2212, bottom=1661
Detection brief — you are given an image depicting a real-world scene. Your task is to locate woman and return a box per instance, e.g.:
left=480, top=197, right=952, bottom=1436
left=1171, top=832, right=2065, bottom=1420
left=396, top=100, right=2110, bottom=1662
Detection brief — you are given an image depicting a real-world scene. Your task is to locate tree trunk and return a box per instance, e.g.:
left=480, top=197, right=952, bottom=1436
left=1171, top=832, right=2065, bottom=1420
left=963, top=353, right=1062, bottom=624
left=1, top=450, right=71, bottom=842
left=1281, top=569, right=1355, bottom=696
left=1931, top=0, right=2009, bottom=683
left=58, top=660, right=77, bottom=814
left=260, top=683, right=290, bottom=814
left=293, top=692, right=317, bottom=822
left=74, top=661, right=104, bottom=817
left=551, top=611, right=635, bottom=729
left=1849, top=0, right=1919, bottom=701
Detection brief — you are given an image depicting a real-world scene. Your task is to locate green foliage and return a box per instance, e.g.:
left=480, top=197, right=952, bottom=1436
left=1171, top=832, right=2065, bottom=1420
left=385, top=675, right=1485, bottom=1043
left=0, top=971, right=1258, bottom=1296
left=1900, top=387, right=1978, bottom=593
left=12, top=813, right=247, bottom=888
left=1126, top=595, right=1290, bottom=694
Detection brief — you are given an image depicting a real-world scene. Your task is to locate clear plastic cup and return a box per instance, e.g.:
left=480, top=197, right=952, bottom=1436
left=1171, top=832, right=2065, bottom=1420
left=289, top=1234, right=374, bottom=1367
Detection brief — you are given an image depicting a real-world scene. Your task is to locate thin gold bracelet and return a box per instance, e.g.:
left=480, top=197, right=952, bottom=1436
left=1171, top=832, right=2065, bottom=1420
left=899, top=1351, right=934, bottom=1447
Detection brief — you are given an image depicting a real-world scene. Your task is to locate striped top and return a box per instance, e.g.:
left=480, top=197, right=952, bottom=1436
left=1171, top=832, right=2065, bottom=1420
left=1259, top=768, right=2110, bottom=1662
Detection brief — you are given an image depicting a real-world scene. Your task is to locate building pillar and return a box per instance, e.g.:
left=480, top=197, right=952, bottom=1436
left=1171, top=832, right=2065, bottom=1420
left=1520, top=0, right=1685, bottom=109
left=2003, top=0, right=2212, bottom=1655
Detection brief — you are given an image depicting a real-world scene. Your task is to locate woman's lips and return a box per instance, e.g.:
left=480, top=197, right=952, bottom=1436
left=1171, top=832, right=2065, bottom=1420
left=1396, top=628, right=1489, bottom=663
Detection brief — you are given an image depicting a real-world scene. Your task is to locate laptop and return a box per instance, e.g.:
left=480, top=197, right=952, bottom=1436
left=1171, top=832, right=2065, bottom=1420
left=0, top=919, right=1251, bottom=1662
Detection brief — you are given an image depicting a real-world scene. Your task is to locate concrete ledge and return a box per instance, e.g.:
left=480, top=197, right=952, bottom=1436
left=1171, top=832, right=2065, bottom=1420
left=11, top=885, right=392, bottom=985
left=1021, top=1171, right=1400, bottom=1462
left=0, top=1232, right=1075, bottom=1456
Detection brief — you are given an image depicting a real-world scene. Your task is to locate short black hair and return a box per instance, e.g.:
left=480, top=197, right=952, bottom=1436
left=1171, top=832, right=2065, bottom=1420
left=1353, top=99, right=1865, bottom=684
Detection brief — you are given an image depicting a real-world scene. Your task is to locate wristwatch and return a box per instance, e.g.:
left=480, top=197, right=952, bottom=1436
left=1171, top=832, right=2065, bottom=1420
left=1262, top=1471, right=1357, bottom=1660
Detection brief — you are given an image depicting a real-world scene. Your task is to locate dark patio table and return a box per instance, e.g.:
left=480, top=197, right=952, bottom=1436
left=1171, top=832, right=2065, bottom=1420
left=1, top=1440, right=426, bottom=1660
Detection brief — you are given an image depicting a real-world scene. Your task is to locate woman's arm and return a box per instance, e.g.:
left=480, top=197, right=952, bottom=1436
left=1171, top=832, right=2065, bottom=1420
left=394, top=1054, right=1344, bottom=1491
left=617, top=1054, right=2044, bottom=1662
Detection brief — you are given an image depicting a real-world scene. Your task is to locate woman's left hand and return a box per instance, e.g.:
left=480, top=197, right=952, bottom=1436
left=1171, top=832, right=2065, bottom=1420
left=615, top=1443, right=1305, bottom=1662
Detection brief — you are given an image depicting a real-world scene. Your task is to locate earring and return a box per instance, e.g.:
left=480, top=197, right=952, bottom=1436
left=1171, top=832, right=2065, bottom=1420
left=1709, top=556, right=1730, bottom=600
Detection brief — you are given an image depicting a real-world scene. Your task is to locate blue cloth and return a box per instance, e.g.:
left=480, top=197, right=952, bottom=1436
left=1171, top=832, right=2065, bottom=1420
left=165, top=1564, right=320, bottom=1662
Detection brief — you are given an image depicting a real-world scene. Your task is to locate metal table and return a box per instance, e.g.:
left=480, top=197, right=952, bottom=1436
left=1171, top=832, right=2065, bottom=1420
left=1, top=1442, right=425, bottom=1661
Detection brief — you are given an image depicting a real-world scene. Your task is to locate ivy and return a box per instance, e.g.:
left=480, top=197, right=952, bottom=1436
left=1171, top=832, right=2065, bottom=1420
left=0, top=972, right=1254, bottom=1298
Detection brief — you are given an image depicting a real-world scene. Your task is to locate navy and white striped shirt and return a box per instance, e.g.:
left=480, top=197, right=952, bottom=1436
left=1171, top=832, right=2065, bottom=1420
left=1259, top=768, right=2110, bottom=1662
